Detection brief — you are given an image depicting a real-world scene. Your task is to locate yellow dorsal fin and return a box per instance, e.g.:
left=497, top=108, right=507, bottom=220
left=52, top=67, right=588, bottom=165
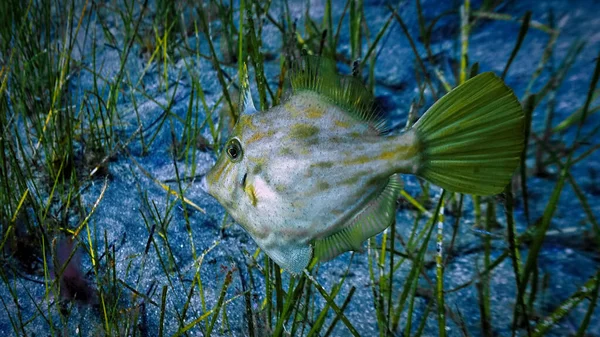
left=289, top=56, right=387, bottom=134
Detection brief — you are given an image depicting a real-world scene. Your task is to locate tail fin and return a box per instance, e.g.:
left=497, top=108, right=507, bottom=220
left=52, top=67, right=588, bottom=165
left=413, top=72, right=525, bottom=195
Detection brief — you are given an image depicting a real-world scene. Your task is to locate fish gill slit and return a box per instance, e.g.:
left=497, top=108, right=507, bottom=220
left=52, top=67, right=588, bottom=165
left=240, top=171, right=248, bottom=188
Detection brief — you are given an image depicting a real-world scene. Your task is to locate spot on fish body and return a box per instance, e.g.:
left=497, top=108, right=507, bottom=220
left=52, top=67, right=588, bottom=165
left=343, top=155, right=371, bottom=165
left=241, top=115, right=258, bottom=131
left=246, top=130, right=275, bottom=145
left=253, top=162, right=263, bottom=174
left=290, top=124, right=319, bottom=139
left=340, top=172, right=365, bottom=186
left=311, top=161, right=334, bottom=169
left=378, top=150, right=396, bottom=161
left=317, top=181, right=330, bottom=191
left=334, top=119, right=351, bottom=128
left=306, top=106, right=325, bottom=119
left=280, top=147, right=293, bottom=155
left=285, top=102, right=302, bottom=118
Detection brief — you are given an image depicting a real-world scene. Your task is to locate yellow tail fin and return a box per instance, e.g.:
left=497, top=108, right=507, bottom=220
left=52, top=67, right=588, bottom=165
left=413, top=72, right=525, bottom=195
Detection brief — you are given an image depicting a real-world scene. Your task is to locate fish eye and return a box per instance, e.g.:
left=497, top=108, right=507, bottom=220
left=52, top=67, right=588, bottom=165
left=225, top=138, right=243, bottom=162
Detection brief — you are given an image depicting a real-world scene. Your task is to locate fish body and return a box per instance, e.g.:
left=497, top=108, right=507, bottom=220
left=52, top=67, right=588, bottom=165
left=206, top=57, right=525, bottom=274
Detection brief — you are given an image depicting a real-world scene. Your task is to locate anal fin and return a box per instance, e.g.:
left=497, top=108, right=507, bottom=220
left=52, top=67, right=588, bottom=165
left=260, top=241, right=313, bottom=275
left=313, top=174, right=402, bottom=262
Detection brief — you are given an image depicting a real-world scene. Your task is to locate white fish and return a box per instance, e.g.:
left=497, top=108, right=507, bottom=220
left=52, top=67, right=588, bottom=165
left=206, top=57, right=524, bottom=274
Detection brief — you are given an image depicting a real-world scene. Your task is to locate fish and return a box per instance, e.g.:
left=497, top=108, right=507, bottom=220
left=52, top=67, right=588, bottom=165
left=205, top=57, right=524, bottom=275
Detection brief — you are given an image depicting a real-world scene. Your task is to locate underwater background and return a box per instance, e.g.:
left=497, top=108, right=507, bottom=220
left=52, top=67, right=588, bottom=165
left=1, top=0, right=599, bottom=336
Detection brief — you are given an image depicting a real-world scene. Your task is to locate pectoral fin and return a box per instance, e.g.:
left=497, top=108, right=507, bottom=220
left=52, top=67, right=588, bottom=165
left=313, top=174, right=402, bottom=262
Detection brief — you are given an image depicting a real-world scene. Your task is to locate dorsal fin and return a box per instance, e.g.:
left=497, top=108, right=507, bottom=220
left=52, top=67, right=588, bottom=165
left=289, top=56, right=386, bottom=133
left=312, top=174, right=402, bottom=261
left=239, top=62, right=257, bottom=115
